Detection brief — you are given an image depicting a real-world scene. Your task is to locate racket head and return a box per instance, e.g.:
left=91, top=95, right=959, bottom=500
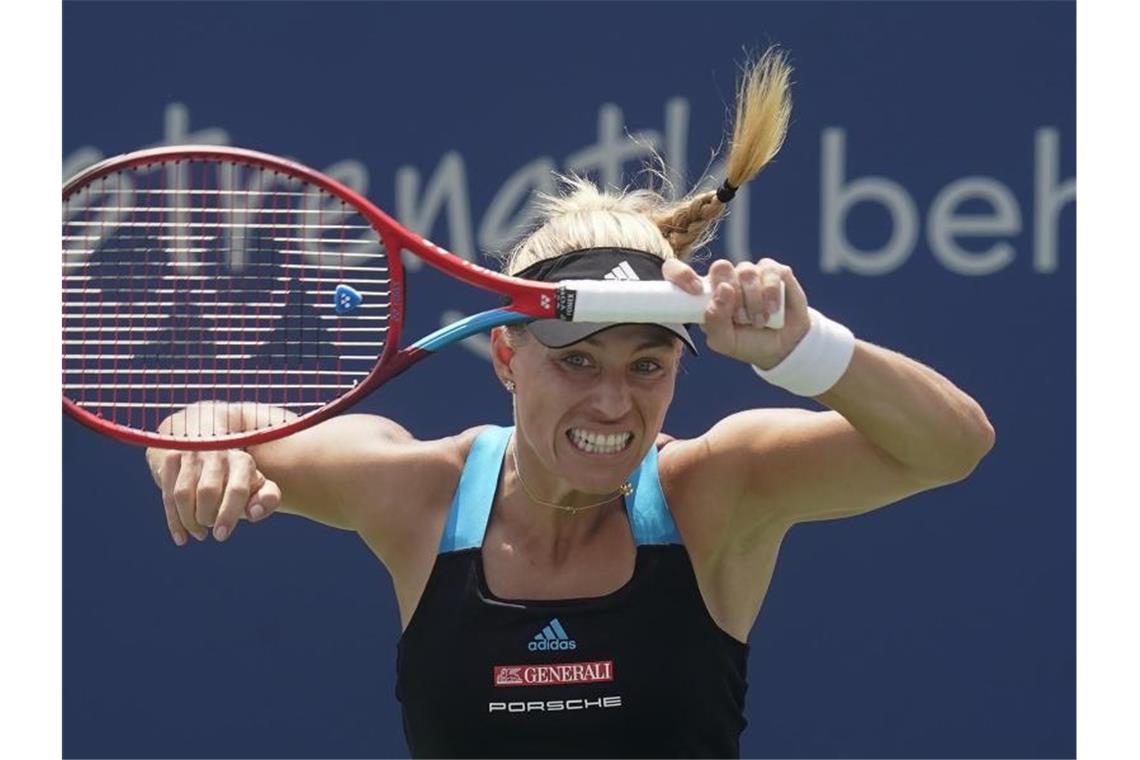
left=62, top=145, right=409, bottom=449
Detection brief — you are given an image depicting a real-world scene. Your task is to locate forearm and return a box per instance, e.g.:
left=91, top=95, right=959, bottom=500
left=815, top=341, right=995, bottom=482
left=154, top=401, right=297, bottom=437
left=146, top=401, right=346, bottom=530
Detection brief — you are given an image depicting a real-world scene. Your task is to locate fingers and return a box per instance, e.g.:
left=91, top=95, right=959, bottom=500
left=741, top=260, right=788, bottom=327
left=708, top=259, right=742, bottom=318
left=162, top=490, right=187, bottom=546
left=210, top=452, right=284, bottom=542
left=155, top=451, right=187, bottom=546
left=738, top=266, right=766, bottom=326
left=665, top=256, right=791, bottom=329
left=661, top=257, right=704, bottom=295
left=146, top=447, right=171, bottom=489
left=153, top=448, right=280, bottom=546
left=171, top=453, right=209, bottom=542
left=707, top=259, right=737, bottom=297
left=698, top=257, right=801, bottom=353
left=780, top=262, right=809, bottom=316
left=247, top=474, right=282, bottom=523
left=701, top=260, right=741, bottom=352
left=195, top=455, right=226, bottom=529
left=212, top=453, right=253, bottom=542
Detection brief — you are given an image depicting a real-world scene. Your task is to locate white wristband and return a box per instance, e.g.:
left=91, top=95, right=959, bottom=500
left=752, top=308, right=855, bottom=397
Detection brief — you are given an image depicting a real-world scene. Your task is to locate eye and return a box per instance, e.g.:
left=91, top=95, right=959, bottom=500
left=632, top=358, right=664, bottom=374
left=561, top=353, right=594, bottom=369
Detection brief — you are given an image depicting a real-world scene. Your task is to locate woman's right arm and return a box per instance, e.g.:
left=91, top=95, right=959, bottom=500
left=144, top=402, right=449, bottom=556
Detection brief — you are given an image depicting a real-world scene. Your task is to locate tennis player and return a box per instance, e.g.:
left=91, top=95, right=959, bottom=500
left=145, top=52, right=993, bottom=757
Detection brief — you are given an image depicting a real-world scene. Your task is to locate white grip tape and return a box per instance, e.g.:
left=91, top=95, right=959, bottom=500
left=561, top=279, right=785, bottom=329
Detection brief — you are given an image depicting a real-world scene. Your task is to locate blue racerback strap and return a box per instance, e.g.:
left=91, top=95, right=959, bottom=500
left=437, top=425, right=681, bottom=554
left=626, top=442, right=682, bottom=545
left=437, top=426, right=512, bottom=553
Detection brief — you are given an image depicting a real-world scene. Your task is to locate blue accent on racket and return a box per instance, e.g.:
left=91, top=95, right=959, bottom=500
left=410, top=308, right=531, bottom=352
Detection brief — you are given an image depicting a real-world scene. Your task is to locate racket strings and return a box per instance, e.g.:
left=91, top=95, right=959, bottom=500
left=62, top=158, right=393, bottom=440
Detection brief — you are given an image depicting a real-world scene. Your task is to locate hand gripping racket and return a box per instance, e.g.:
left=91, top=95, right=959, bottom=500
left=62, top=145, right=784, bottom=449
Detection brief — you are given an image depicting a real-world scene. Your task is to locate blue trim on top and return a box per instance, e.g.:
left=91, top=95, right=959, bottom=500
left=410, top=308, right=531, bottom=353
left=437, top=425, right=681, bottom=554
left=627, top=444, right=682, bottom=545
left=437, top=425, right=513, bottom=553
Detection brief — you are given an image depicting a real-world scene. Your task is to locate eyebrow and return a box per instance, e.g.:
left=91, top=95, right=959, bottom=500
left=581, top=335, right=678, bottom=352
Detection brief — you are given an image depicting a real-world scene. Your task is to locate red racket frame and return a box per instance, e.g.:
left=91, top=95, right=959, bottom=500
left=62, top=145, right=560, bottom=448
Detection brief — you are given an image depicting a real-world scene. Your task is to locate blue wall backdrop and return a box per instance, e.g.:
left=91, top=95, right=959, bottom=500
left=63, top=2, right=1075, bottom=757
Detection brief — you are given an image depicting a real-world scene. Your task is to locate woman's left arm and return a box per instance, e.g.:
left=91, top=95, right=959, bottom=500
left=698, top=343, right=994, bottom=528
left=818, top=340, right=995, bottom=484
left=664, top=257, right=995, bottom=527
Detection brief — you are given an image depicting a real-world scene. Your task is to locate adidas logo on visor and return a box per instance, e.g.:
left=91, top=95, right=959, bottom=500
left=603, top=261, right=639, bottom=281
left=528, top=617, right=577, bottom=651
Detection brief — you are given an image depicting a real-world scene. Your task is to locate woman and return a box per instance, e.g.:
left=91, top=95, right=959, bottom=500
left=146, top=50, right=993, bottom=757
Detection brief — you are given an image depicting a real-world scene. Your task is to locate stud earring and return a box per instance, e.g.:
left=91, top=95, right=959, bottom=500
left=503, top=380, right=516, bottom=393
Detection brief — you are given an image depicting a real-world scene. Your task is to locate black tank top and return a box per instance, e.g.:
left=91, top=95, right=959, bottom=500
left=396, top=426, right=749, bottom=758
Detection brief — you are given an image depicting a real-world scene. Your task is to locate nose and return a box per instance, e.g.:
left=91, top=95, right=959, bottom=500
left=587, top=371, right=633, bottom=419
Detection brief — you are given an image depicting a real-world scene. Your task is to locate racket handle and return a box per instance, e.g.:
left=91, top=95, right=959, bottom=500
left=559, top=279, right=785, bottom=329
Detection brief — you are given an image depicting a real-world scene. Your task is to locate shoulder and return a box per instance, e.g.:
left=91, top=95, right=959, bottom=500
left=335, top=418, right=491, bottom=469
left=655, top=407, right=819, bottom=494
left=352, top=424, right=500, bottom=568
left=439, top=424, right=504, bottom=467
left=653, top=409, right=812, bottom=552
left=371, top=424, right=514, bottom=511
left=357, top=424, right=493, bottom=506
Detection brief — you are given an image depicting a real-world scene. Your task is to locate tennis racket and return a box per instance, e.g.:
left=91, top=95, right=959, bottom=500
left=62, top=145, right=784, bottom=449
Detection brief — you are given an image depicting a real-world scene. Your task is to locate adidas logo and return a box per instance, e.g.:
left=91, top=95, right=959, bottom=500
left=603, top=261, right=639, bottom=281
left=528, top=617, right=577, bottom=652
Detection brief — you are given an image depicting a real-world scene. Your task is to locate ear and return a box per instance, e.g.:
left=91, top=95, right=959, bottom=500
left=489, top=327, right=517, bottom=382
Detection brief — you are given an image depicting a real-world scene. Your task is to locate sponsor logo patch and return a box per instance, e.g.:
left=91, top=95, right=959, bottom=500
left=603, top=261, right=639, bottom=281
left=529, top=617, right=576, bottom=651
left=493, top=660, right=615, bottom=688
left=489, top=695, right=623, bottom=713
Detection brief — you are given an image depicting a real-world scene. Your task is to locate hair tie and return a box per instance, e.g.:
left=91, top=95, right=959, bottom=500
left=716, top=180, right=738, bottom=204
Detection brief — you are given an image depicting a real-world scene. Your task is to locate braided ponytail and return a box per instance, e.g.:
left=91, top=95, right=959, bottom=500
left=499, top=48, right=793, bottom=273
left=654, top=47, right=793, bottom=260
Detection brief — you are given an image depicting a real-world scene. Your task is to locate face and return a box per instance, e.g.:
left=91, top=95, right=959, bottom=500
left=495, top=324, right=683, bottom=495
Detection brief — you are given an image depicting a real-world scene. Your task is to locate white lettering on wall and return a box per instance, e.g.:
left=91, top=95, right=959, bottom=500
left=565, top=103, right=663, bottom=190
left=159, top=102, right=230, bottom=148
left=1034, top=128, right=1076, bottom=274
left=821, top=127, right=1074, bottom=275
left=301, top=159, right=381, bottom=268
left=63, top=146, right=104, bottom=183
left=64, top=106, right=1074, bottom=358
left=821, top=128, right=919, bottom=275
left=665, top=97, right=689, bottom=199
left=64, top=103, right=1073, bottom=281
left=478, top=156, right=558, bottom=259
left=927, top=178, right=1021, bottom=276
left=63, top=102, right=1074, bottom=368
left=395, top=151, right=475, bottom=270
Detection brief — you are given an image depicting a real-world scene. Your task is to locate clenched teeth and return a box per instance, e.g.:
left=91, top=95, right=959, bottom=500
left=567, top=429, right=633, bottom=454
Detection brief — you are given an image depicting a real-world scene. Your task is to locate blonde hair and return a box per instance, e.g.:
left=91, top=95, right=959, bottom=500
left=501, top=47, right=793, bottom=275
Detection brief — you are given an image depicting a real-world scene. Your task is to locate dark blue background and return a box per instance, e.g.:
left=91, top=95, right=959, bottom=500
left=63, top=2, right=1075, bottom=757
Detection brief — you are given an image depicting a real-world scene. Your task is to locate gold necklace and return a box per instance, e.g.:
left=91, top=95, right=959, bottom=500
left=510, top=438, right=632, bottom=516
